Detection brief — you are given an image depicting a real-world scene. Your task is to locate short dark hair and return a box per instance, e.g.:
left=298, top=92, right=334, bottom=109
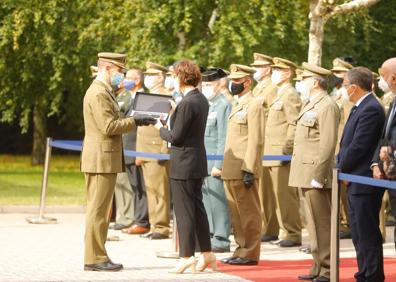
left=174, top=60, right=201, bottom=87
left=347, top=67, right=373, bottom=92
left=315, top=76, right=328, bottom=90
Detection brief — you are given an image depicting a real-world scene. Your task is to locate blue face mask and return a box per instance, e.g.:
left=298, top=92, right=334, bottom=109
left=110, top=72, right=124, bottom=89
left=123, top=79, right=136, bottom=91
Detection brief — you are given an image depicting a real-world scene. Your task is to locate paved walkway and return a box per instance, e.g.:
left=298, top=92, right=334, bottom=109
left=0, top=213, right=395, bottom=281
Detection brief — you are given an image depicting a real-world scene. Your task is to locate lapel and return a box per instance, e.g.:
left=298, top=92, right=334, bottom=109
left=297, top=91, right=327, bottom=120
left=229, top=92, right=252, bottom=119
left=269, top=83, right=290, bottom=107
left=94, top=80, right=117, bottom=104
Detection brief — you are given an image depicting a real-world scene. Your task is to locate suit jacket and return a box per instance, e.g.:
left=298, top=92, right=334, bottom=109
left=204, top=94, right=232, bottom=173
left=339, top=94, right=385, bottom=194
left=222, top=92, right=265, bottom=180
left=81, top=80, right=135, bottom=173
left=160, top=88, right=209, bottom=180
left=289, top=91, right=340, bottom=188
left=263, top=83, right=301, bottom=167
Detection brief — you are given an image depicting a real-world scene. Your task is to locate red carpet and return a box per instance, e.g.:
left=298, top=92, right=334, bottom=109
left=217, top=257, right=396, bottom=282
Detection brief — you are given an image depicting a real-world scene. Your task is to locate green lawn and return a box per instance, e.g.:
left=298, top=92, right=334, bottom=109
left=0, top=155, right=85, bottom=205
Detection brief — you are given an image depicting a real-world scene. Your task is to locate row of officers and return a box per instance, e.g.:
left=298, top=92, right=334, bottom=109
left=83, top=52, right=394, bottom=281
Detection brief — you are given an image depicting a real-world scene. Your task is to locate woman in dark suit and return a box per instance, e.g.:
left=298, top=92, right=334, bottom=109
left=156, top=60, right=216, bottom=273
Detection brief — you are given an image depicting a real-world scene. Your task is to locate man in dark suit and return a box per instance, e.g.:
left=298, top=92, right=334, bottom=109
left=338, top=67, right=386, bottom=282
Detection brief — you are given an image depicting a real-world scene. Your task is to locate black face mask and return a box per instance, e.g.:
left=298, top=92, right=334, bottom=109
left=230, top=82, right=245, bottom=95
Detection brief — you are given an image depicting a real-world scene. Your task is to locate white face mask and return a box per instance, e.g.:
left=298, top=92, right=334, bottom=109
left=144, top=75, right=157, bottom=90
left=202, top=85, right=216, bottom=100
left=253, top=69, right=263, bottom=82
left=296, top=81, right=310, bottom=102
left=174, top=77, right=181, bottom=94
left=271, top=70, right=283, bottom=85
left=339, top=87, right=350, bottom=101
left=164, top=76, right=174, bottom=90
left=378, top=76, right=391, bottom=93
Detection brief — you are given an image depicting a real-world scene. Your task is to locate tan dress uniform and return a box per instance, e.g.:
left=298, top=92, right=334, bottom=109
left=136, top=62, right=171, bottom=237
left=289, top=63, right=340, bottom=279
left=81, top=53, right=135, bottom=264
left=222, top=64, right=264, bottom=261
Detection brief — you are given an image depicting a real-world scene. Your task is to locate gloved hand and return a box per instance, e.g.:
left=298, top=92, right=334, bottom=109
left=134, top=115, right=157, bottom=126
left=243, top=171, right=254, bottom=189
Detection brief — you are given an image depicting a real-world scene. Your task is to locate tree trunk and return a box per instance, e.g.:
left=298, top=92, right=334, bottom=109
left=308, top=15, right=325, bottom=66
left=32, top=103, right=47, bottom=165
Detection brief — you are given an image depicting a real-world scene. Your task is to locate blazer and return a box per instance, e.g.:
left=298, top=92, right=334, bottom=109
left=160, top=88, right=209, bottom=180
left=81, top=80, right=135, bottom=173
left=338, top=94, right=385, bottom=194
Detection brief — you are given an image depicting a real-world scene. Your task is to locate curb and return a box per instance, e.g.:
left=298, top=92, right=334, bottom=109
left=0, top=205, right=85, bottom=213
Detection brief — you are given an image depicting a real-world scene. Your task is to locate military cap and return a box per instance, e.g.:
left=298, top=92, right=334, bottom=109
left=202, top=68, right=228, bottom=82
left=90, top=65, right=98, bottom=78
left=98, top=52, right=127, bottom=70
left=331, top=58, right=353, bottom=72
left=301, top=62, right=332, bottom=78
left=144, top=62, right=168, bottom=74
left=250, top=53, right=273, bottom=67
left=271, top=57, right=297, bottom=70
left=228, top=64, right=256, bottom=79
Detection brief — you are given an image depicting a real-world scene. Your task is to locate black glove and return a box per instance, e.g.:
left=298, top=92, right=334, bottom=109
left=243, top=171, right=255, bottom=189
left=134, top=115, right=157, bottom=126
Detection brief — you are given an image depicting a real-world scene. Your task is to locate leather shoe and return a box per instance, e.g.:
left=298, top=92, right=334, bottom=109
left=212, top=246, right=231, bottom=253
left=122, top=224, right=149, bottom=235
left=220, top=256, right=235, bottom=264
left=109, top=223, right=129, bottom=230
left=279, top=240, right=302, bottom=248
left=150, top=232, right=168, bottom=240
left=313, top=276, right=330, bottom=282
left=261, top=235, right=278, bottom=242
left=84, top=261, right=123, bottom=272
left=228, top=257, right=258, bottom=266
left=298, top=274, right=317, bottom=280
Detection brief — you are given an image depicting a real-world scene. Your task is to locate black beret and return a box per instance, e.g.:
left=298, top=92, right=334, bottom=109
left=202, top=68, right=228, bottom=82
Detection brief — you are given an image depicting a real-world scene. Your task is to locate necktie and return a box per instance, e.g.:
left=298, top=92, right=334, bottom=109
left=346, top=105, right=358, bottom=123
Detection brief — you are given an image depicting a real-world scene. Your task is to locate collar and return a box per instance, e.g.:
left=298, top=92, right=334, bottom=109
left=96, top=76, right=112, bottom=91
left=237, top=91, right=250, bottom=104
left=355, top=92, right=371, bottom=108
left=309, top=91, right=322, bottom=102
left=183, top=87, right=196, bottom=97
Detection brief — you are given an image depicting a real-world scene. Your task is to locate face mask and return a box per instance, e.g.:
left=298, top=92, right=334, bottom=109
left=339, top=87, right=349, bottom=101
left=202, top=85, right=216, bottom=100
left=110, top=72, right=124, bottom=89
left=144, top=75, right=157, bottom=89
left=298, top=81, right=310, bottom=101
left=164, top=76, right=174, bottom=90
left=253, top=70, right=263, bottom=82
left=271, top=70, right=283, bottom=85
left=174, top=77, right=181, bottom=94
left=378, top=76, right=391, bottom=93
left=123, top=79, right=135, bottom=91
left=230, top=82, right=245, bottom=96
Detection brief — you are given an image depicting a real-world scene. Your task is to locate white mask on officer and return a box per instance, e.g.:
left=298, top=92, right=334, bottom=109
left=202, top=85, right=216, bottom=100
left=339, top=87, right=350, bottom=101
left=164, top=76, right=174, bottom=90
left=271, top=70, right=283, bottom=85
left=144, top=75, right=157, bottom=90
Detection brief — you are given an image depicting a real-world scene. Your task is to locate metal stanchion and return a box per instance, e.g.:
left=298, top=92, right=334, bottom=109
left=26, top=137, right=57, bottom=224
left=156, top=211, right=179, bottom=259
left=330, top=169, right=340, bottom=282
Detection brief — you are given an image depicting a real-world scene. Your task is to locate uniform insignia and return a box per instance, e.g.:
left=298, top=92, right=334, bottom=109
left=236, top=110, right=247, bottom=120
left=208, top=111, right=217, bottom=120
left=303, top=111, right=317, bottom=120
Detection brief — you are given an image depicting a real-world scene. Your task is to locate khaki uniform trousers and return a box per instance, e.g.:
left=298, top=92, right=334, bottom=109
left=340, top=182, right=351, bottom=233
left=262, top=165, right=302, bottom=242
left=114, top=172, right=134, bottom=227
left=224, top=179, right=261, bottom=261
left=84, top=173, right=117, bottom=264
left=141, top=161, right=170, bottom=236
left=259, top=166, right=279, bottom=236
left=302, top=188, right=331, bottom=279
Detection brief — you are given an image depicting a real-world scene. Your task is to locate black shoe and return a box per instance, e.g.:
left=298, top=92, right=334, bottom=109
left=339, top=231, right=352, bottom=239
left=84, top=261, right=123, bottom=272
left=212, top=246, right=231, bottom=253
left=140, top=232, right=153, bottom=238
left=228, top=257, right=258, bottom=266
left=261, top=235, right=278, bottom=242
left=109, top=223, right=129, bottom=230
left=150, top=232, right=168, bottom=240
left=298, top=274, right=317, bottom=280
left=220, top=256, right=235, bottom=264
left=313, top=276, right=330, bottom=282
left=279, top=240, right=302, bottom=248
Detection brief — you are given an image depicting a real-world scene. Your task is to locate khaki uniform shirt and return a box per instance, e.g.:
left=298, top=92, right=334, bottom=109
left=253, top=77, right=278, bottom=117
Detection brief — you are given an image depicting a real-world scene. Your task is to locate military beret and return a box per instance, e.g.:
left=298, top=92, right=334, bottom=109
left=228, top=64, right=256, bottom=79
left=202, top=68, right=228, bottom=82
left=90, top=65, right=98, bottom=78
left=251, top=53, right=273, bottom=67
left=301, top=62, right=332, bottom=78
left=271, top=57, right=297, bottom=70
left=331, top=58, right=353, bottom=72
left=144, top=62, right=168, bottom=74
left=98, top=52, right=127, bottom=70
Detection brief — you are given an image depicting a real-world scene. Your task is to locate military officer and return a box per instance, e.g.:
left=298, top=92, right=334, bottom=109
left=81, top=52, right=155, bottom=271
left=221, top=64, right=264, bottom=266
left=261, top=57, right=302, bottom=247
left=135, top=62, right=171, bottom=239
left=289, top=63, right=340, bottom=282
left=201, top=68, right=232, bottom=253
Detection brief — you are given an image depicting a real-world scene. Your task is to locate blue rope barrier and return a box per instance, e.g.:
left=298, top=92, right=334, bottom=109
left=50, top=139, right=396, bottom=190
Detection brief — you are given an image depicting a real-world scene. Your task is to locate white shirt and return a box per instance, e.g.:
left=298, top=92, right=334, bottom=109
left=355, top=92, right=371, bottom=108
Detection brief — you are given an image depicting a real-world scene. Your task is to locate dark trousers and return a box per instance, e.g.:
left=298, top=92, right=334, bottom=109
left=348, top=190, right=385, bottom=282
left=171, top=178, right=211, bottom=257
left=126, top=164, right=149, bottom=228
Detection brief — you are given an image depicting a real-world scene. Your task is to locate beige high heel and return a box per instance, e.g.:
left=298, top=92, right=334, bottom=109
left=196, top=252, right=218, bottom=272
left=169, top=256, right=196, bottom=274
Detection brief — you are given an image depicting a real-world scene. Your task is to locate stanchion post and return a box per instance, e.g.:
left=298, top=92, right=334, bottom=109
left=156, top=210, right=179, bottom=258
left=26, top=137, right=57, bottom=224
left=330, top=168, right=340, bottom=282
